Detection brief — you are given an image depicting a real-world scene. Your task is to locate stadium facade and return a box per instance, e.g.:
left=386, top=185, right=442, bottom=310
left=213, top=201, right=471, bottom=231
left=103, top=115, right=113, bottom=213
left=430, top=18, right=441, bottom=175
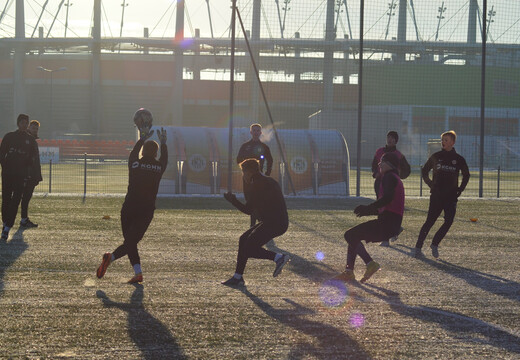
left=1, top=0, right=519, bottom=169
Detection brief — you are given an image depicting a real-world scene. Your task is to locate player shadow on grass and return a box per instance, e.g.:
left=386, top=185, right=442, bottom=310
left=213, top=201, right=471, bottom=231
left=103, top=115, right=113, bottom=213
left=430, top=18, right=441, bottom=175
left=239, top=287, right=371, bottom=360
left=0, top=227, right=28, bottom=295
left=288, top=218, right=347, bottom=246
left=266, top=240, right=338, bottom=284
left=392, top=244, right=520, bottom=303
left=96, top=285, right=186, bottom=360
left=359, top=283, right=520, bottom=355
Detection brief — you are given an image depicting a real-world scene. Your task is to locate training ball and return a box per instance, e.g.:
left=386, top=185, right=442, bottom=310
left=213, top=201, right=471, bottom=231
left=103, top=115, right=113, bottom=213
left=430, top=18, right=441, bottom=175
left=133, top=108, right=153, bottom=130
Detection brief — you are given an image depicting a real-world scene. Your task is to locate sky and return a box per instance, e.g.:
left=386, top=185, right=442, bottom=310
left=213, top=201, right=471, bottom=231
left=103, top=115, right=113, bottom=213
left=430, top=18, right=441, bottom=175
left=0, top=0, right=519, bottom=44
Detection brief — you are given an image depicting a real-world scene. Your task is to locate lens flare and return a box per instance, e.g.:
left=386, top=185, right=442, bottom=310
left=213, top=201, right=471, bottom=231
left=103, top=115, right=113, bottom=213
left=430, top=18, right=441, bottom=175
left=349, top=312, right=365, bottom=328
left=319, top=279, right=348, bottom=308
left=315, top=251, right=325, bottom=261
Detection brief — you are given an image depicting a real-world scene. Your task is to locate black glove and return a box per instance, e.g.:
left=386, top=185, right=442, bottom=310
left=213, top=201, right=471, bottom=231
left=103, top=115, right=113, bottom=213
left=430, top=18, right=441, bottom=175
left=139, top=126, right=155, bottom=141
left=456, top=188, right=462, bottom=198
left=354, top=205, right=374, bottom=217
left=224, top=192, right=236, bottom=203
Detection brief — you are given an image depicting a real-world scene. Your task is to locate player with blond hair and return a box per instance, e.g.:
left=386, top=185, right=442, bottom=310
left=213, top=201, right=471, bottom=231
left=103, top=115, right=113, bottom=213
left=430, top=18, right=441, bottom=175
left=413, top=130, right=470, bottom=258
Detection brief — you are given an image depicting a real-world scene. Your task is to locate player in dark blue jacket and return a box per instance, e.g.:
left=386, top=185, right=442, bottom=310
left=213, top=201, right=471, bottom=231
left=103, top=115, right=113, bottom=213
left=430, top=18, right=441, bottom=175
left=413, top=130, right=470, bottom=258
left=97, top=126, right=168, bottom=284
left=1, top=114, right=38, bottom=241
left=222, top=158, right=289, bottom=286
left=20, top=120, right=43, bottom=228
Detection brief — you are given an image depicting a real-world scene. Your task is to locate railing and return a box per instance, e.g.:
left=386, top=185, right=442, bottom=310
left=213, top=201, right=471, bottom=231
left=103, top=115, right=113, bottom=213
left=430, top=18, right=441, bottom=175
left=0, top=156, right=515, bottom=198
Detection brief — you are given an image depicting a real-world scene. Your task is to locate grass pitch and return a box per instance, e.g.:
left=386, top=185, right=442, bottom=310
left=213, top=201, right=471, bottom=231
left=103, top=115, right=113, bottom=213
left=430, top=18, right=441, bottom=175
left=0, top=196, right=519, bottom=359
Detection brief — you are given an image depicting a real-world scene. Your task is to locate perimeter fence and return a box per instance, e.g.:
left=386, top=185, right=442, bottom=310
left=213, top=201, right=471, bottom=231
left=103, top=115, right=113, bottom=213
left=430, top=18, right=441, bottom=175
left=0, top=154, right=516, bottom=198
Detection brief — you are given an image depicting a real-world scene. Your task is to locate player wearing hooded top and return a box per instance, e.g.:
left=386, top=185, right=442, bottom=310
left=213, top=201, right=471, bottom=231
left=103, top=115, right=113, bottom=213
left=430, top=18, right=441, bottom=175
left=371, top=131, right=410, bottom=246
left=1, top=114, right=38, bottom=241
left=221, top=158, right=290, bottom=286
left=96, top=126, right=168, bottom=284
left=334, top=152, right=405, bottom=283
left=413, top=130, right=470, bottom=259
left=237, top=123, right=273, bottom=227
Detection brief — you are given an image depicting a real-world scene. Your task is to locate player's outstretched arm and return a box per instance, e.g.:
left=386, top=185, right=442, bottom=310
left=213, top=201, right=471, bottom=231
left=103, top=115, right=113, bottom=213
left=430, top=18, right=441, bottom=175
left=158, top=127, right=168, bottom=170
left=129, top=128, right=154, bottom=164
left=157, top=127, right=167, bottom=145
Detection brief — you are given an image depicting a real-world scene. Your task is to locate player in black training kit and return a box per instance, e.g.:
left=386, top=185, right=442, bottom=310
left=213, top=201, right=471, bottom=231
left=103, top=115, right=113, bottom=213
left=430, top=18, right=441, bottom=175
left=1, top=114, right=38, bottom=241
left=97, top=126, right=168, bottom=284
left=236, top=123, right=273, bottom=227
left=413, top=130, right=470, bottom=259
left=20, top=120, right=42, bottom=228
left=222, top=158, right=290, bottom=286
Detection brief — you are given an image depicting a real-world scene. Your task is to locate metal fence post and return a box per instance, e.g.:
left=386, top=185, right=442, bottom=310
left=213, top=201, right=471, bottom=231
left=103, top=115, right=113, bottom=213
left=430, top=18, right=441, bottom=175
left=419, top=166, right=423, bottom=197
left=497, top=165, right=500, bottom=198
left=84, top=153, right=87, bottom=197
left=48, top=159, right=52, bottom=193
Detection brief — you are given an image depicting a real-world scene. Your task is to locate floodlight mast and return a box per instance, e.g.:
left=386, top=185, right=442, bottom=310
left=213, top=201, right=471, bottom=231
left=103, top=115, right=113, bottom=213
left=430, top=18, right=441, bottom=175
left=227, top=0, right=237, bottom=193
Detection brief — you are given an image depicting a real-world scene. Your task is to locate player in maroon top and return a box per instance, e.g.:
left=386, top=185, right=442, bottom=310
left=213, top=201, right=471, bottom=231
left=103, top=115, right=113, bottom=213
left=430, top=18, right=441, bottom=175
left=371, top=131, right=410, bottom=246
left=334, top=152, right=405, bottom=283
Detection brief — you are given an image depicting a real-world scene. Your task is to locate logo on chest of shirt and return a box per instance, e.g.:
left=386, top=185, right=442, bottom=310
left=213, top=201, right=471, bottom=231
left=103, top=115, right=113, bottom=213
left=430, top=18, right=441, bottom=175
left=437, top=161, right=457, bottom=172
left=133, top=161, right=162, bottom=172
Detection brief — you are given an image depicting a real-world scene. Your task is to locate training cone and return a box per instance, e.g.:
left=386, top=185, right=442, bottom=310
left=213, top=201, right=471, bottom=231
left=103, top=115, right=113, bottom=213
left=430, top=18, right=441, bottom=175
left=102, top=215, right=111, bottom=220
left=470, top=218, right=478, bottom=222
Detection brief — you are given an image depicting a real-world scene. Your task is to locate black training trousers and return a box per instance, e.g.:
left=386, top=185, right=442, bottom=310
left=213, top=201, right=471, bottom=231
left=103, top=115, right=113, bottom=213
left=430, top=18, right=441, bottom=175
left=1, top=174, right=25, bottom=227
left=344, top=211, right=402, bottom=270
left=112, top=204, right=154, bottom=266
left=235, top=221, right=287, bottom=275
left=21, top=180, right=38, bottom=219
left=416, top=194, right=457, bottom=249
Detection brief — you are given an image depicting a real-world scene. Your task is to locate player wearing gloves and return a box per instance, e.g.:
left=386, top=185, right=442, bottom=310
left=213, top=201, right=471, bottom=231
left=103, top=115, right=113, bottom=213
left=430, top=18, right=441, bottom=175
left=413, top=130, right=470, bottom=258
left=334, top=152, right=405, bottom=283
left=221, top=158, right=289, bottom=286
left=96, top=124, right=168, bottom=284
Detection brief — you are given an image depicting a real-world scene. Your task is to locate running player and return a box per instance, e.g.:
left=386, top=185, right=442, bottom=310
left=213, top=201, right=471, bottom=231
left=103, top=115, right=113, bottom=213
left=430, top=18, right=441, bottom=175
left=334, top=152, right=405, bottom=283
left=413, top=130, right=470, bottom=258
left=222, top=158, right=289, bottom=286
